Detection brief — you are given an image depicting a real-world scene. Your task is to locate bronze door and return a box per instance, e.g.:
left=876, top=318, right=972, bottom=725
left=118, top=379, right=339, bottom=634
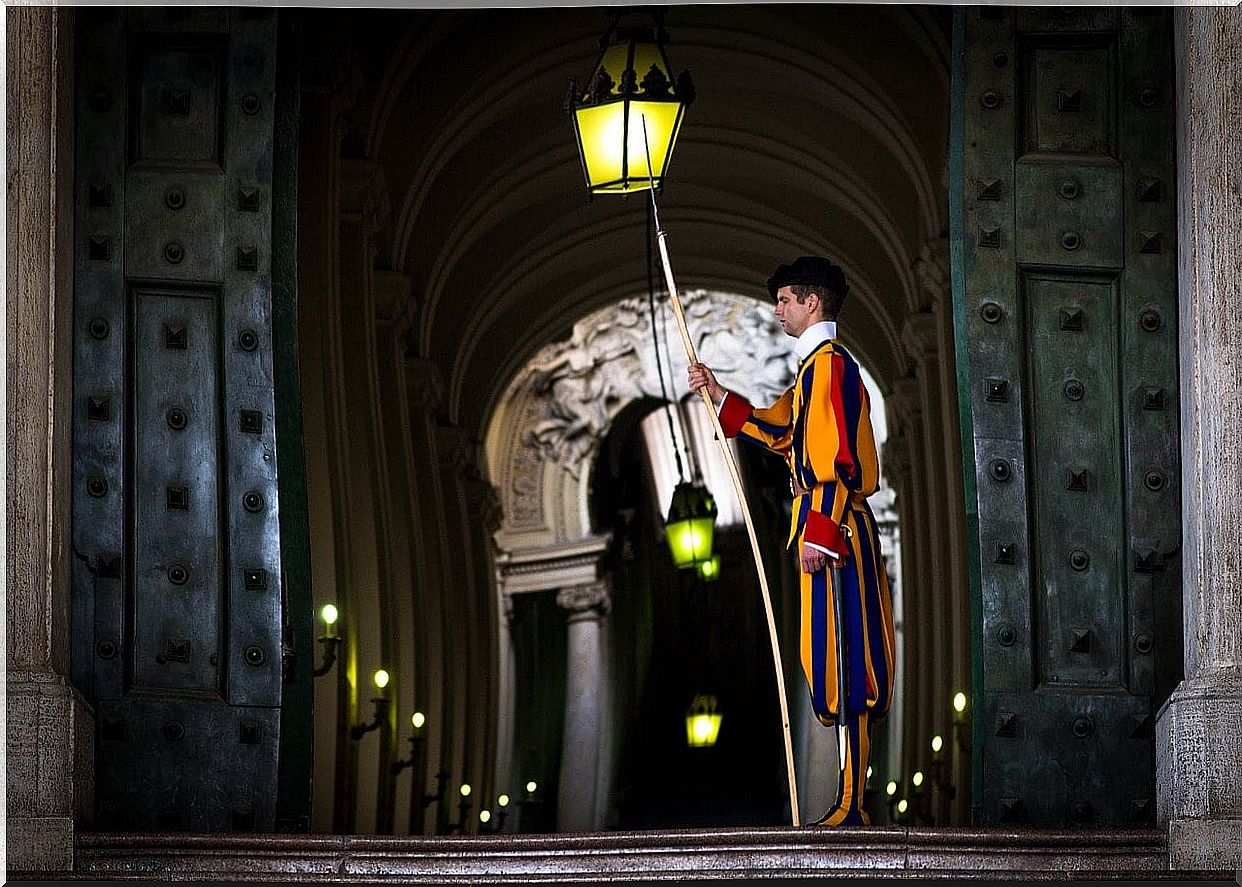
left=955, top=7, right=1180, bottom=826
left=71, top=7, right=294, bottom=831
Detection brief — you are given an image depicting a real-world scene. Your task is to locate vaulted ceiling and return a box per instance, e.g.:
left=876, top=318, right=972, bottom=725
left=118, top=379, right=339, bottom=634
left=317, top=4, right=951, bottom=438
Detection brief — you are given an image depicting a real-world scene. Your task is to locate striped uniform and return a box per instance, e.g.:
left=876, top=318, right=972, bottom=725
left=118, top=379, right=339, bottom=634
left=719, top=337, right=895, bottom=825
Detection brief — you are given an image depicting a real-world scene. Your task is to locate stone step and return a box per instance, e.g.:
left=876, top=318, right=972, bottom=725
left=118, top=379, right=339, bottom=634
left=9, top=826, right=1234, bottom=881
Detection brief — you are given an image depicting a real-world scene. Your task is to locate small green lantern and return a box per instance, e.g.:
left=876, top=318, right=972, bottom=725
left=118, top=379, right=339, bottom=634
left=697, top=554, right=722, bottom=582
left=664, top=480, right=717, bottom=569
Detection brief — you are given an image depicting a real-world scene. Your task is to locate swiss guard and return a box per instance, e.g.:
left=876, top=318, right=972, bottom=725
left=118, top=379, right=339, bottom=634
left=688, top=256, right=897, bottom=826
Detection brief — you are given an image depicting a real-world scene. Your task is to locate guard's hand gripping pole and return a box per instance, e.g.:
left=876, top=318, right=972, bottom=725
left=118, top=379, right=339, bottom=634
left=641, top=117, right=801, bottom=827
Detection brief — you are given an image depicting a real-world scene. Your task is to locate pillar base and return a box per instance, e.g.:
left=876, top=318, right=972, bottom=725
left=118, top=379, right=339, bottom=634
left=6, top=672, right=95, bottom=870
left=1167, top=817, right=1242, bottom=872
left=1155, top=678, right=1242, bottom=871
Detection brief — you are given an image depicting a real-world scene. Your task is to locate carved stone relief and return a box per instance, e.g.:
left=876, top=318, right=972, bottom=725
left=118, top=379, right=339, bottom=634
left=510, top=289, right=795, bottom=485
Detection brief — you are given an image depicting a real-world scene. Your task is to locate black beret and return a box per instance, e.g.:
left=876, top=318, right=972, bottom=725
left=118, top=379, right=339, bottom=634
left=766, top=256, right=851, bottom=301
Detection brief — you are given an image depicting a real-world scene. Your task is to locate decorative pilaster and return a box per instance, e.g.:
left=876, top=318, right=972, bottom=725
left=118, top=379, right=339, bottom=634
left=7, top=7, right=91, bottom=871
left=402, top=358, right=451, bottom=833
left=555, top=580, right=612, bottom=831
left=887, top=375, right=929, bottom=790
left=331, top=156, right=395, bottom=836
left=925, top=253, right=973, bottom=826
left=1157, top=7, right=1242, bottom=870
left=372, top=270, right=419, bottom=835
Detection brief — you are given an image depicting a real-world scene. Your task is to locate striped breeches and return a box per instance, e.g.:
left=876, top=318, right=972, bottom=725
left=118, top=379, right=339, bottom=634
left=798, top=501, right=896, bottom=820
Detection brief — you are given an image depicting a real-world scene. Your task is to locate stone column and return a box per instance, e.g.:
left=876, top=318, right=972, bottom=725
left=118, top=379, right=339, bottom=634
left=879, top=432, right=911, bottom=805
left=464, top=475, right=504, bottom=822
left=335, top=156, right=393, bottom=837
left=555, top=580, right=611, bottom=831
left=7, top=8, right=92, bottom=872
left=903, top=311, right=950, bottom=818
left=296, top=28, right=349, bottom=835
left=1156, top=7, right=1242, bottom=870
left=403, top=359, right=452, bottom=834
left=432, top=427, right=473, bottom=832
left=372, top=270, right=418, bottom=835
left=887, top=376, right=930, bottom=803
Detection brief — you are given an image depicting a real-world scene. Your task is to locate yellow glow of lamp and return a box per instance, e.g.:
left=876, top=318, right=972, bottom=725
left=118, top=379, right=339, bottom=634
left=697, top=554, right=722, bottom=582
left=684, top=693, right=723, bottom=748
left=665, top=481, right=718, bottom=569
left=373, top=669, right=390, bottom=690
left=567, top=11, right=696, bottom=194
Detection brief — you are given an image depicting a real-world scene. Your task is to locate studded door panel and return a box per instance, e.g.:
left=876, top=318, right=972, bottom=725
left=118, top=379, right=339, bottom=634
left=72, top=8, right=283, bottom=831
left=959, top=8, right=1178, bottom=826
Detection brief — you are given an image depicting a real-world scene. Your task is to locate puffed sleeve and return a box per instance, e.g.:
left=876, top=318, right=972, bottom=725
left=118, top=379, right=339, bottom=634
left=718, top=389, right=794, bottom=458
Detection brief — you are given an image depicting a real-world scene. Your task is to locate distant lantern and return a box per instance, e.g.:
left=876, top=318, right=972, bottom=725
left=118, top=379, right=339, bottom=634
left=685, top=693, right=723, bottom=748
left=665, top=481, right=718, bottom=569
left=698, top=554, right=722, bottom=582
left=567, top=11, right=695, bottom=195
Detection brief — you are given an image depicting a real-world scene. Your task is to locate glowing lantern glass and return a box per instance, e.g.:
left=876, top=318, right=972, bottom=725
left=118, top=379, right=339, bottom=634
left=697, top=554, right=722, bottom=582
left=685, top=693, right=722, bottom=748
left=567, top=14, right=695, bottom=194
left=665, top=480, right=717, bottom=569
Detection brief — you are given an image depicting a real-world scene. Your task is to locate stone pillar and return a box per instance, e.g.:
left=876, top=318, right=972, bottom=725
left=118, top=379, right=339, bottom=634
left=555, top=580, right=611, bottom=831
left=903, top=311, right=950, bottom=822
left=1157, top=7, right=1242, bottom=870
left=372, top=270, right=418, bottom=835
left=7, top=8, right=92, bottom=872
left=887, top=376, right=930, bottom=806
left=297, top=29, right=349, bottom=835
left=403, top=358, right=452, bottom=834
left=879, top=432, right=910, bottom=806
left=464, top=475, right=504, bottom=823
left=335, top=156, right=393, bottom=837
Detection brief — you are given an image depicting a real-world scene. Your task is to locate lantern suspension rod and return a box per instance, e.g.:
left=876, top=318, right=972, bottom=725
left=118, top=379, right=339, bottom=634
left=640, top=116, right=801, bottom=827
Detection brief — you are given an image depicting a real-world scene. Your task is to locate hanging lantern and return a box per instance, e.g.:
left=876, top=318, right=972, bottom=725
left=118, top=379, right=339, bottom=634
left=685, top=693, right=723, bottom=748
left=697, top=554, right=722, bottom=582
left=566, top=11, right=695, bottom=195
left=664, top=480, right=717, bottom=569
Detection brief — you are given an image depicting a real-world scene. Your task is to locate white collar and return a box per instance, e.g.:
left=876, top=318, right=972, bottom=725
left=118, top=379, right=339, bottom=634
left=794, top=320, right=837, bottom=362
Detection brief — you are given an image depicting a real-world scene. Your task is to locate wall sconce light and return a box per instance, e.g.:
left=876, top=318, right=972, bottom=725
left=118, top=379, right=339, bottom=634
left=884, top=778, right=900, bottom=823
left=928, top=733, right=957, bottom=801
left=684, top=692, right=723, bottom=748
left=952, top=690, right=972, bottom=753
left=313, top=603, right=341, bottom=677
left=349, top=669, right=391, bottom=740
left=392, top=711, right=428, bottom=775
left=449, top=783, right=473, bottom=834
left=492, top=793, right=511, bottom=833
left=514, top=780, right=543, bottom=831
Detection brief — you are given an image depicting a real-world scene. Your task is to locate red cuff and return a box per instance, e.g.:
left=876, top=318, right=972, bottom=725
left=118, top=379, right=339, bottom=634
left=804, top=510, right=849, bottom=560
left=719, top=393, right=754, bottom=438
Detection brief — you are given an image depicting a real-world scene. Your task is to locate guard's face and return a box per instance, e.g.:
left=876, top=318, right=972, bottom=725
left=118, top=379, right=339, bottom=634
left=774, top=285, right=818, bottom=338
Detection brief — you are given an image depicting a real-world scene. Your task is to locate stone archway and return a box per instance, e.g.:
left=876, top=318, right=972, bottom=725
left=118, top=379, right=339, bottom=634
left=484, top=287, right=903, bottom=829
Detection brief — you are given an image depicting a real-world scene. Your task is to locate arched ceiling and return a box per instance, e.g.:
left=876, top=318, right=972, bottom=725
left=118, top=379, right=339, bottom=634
left=323, top=4, right=951, bottom=437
